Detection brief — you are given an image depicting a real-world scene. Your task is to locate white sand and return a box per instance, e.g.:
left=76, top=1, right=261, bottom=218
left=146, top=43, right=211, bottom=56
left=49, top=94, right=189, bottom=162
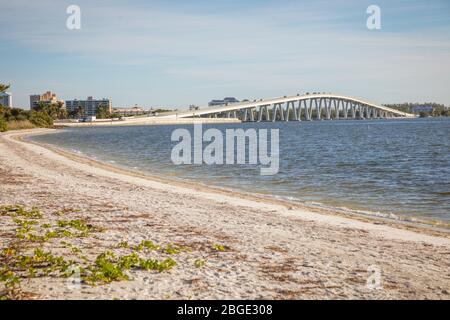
left=1, top=128, right=449, bottom=299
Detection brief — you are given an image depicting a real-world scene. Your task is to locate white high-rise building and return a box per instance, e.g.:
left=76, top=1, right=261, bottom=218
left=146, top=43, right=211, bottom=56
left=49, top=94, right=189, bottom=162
left=65, top=96, right=112, bottom=117
left=0, top=92, right=12, bottom=107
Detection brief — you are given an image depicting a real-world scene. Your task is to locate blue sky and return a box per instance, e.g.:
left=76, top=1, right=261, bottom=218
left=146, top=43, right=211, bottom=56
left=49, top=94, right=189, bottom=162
left=1, top=0, right=450, bottom=109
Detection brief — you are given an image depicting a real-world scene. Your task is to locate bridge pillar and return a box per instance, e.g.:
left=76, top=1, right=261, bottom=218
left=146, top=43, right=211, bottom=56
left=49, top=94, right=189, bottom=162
left=292, top=101, right=298, bottom=121
left=296, top=100, right=302, bottom=121
left=242, top=109, right=248, bottom=122
left=284, top=102, right=290, bottom=122
left=264, top=105, right=270, bottom=121
left=333, top=100, right=340, bottom=120
left=248, top=108, right=255, bottom=122
left=272, top=104, right=277, bottom=122
left=307, top=99, right=314, bottom=121
left=325, top=99, right=331, bottom=120
left=289, top=101, right=295, bottom=121
left=304, top=101, right=309, bottom=121
left=344, top=101, right=349, bottom=119
left=316, top=98, right=322, bottom=120
left=351, top=102, right=356, bottom=119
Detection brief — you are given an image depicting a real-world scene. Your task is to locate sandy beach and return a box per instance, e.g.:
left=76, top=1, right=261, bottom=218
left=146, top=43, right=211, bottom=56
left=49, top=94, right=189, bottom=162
left=1, top=128, right=449, bottom=300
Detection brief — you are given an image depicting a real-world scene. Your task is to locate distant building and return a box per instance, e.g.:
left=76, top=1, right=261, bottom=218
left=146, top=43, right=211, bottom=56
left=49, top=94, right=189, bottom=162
left=0, top=92, right=12, bottom=107
left=208, top=100, right=225, bottom=107
left=65, top=96, right=112, bottom=117
left=411, top=105, right=434, bottom=113
left=112, top=105, right=146, bottom=117
left=208, top=97, right=239, bottom=106
left=30, top=91, right=64, bottom=109
left=223, top=97, right=239, bottom=104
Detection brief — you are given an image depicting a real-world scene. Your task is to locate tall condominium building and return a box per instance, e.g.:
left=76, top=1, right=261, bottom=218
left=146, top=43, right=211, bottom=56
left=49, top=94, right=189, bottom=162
left=65, top=96, right=112, bottom=117
left=30, top=91, right=64, bottom=109
left=0, top=92, right=12, bottom=107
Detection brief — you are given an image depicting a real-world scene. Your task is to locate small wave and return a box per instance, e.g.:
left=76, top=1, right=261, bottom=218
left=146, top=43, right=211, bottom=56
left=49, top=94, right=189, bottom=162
left=266, top=194, right=450, bottom=229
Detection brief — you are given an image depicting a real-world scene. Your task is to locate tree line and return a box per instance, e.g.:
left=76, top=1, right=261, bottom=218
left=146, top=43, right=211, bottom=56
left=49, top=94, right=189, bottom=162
left=0, top=83, right=61, bottom=132
left=0, top=83, right=122, bottom=132
left=383, top=102, right=449, bottom=117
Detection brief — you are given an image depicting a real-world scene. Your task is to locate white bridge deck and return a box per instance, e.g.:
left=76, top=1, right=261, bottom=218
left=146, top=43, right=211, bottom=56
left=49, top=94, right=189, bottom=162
left=160, top=93, right=416, bottom=121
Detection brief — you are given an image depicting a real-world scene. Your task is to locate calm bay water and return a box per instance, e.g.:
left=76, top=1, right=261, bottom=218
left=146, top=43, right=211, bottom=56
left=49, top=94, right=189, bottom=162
left=31, top=118, right=450, bottom=222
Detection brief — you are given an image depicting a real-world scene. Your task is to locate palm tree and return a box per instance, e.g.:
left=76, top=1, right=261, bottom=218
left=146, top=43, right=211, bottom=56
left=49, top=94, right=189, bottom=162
left=0, top=84, right=10, bottom=94
left=96, top=104, right=110, bottom=119
left=76, top=105, right=85, bottom=118
left=55, top=101, right=67, bottom=119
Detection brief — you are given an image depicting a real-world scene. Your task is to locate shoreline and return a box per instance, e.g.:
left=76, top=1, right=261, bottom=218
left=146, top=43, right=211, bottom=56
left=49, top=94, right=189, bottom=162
left=25, top=128, right=450, bottom=234
left=1, top=128, right=450, bottom=299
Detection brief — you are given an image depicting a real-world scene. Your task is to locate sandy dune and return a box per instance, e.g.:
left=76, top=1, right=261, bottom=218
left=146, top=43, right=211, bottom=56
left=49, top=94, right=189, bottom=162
left=0, top=129, right=449, bottom=299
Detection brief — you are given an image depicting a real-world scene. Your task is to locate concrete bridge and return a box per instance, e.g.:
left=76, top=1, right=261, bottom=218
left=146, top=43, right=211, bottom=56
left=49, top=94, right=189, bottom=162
left=160, top=93, right=416, bottom=121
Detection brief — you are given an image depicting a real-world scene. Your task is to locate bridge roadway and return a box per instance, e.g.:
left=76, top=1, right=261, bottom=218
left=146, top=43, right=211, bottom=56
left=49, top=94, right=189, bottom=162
left=159, top=93, right=416, bottom=121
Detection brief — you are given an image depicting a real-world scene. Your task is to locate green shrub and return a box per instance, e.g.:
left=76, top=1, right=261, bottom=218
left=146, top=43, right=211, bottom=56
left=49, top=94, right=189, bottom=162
left=194, top=259, right=206, bottom=268
left=29, top=110, right=53, bottom=128
left=0, top=115, right=7, bottom=132
left=212, top=244, right=226, bottom=252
